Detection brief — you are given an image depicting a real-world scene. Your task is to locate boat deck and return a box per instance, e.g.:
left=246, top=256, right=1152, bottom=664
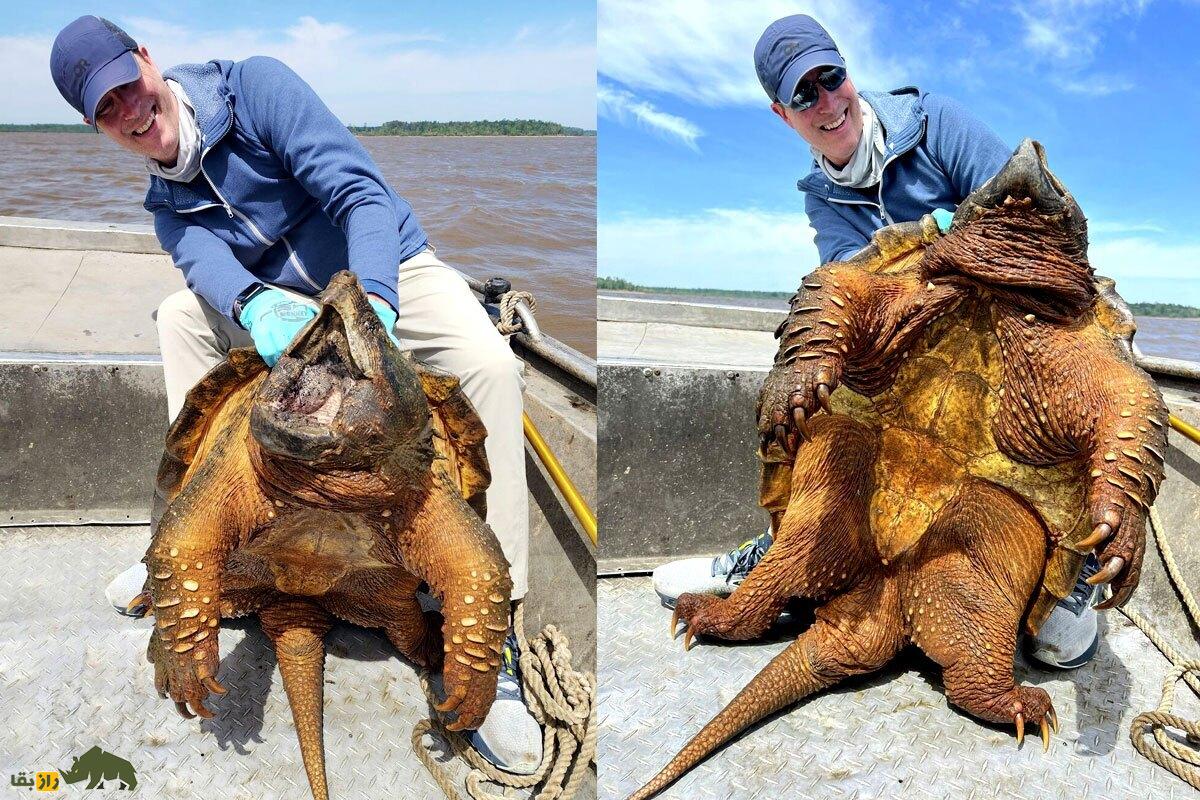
left=598, top=575, right=1197, bottom=800
left=0, top=525, right=470, bottom=799
left=596, top=295, right=1200, bottom=799
left=0, top=218, right=598, bottom=798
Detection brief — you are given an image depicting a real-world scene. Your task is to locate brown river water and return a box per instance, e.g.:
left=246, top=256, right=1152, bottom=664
left=0, top=133, right=596, bottom=356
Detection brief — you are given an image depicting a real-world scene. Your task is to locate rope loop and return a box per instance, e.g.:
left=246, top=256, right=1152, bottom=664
left=1118, top=505, right=1200, bottom=789
left=413, top=602, right=595, bottom=800
left=496, top=291, right=537, bottom=336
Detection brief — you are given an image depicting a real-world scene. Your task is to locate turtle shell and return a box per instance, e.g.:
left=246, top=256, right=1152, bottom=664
left=758, top=222, right=1145, bottom=633
left=154, top=348, right=491, bottom=526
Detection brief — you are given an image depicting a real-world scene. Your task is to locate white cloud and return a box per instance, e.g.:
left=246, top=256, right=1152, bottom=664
left=1090, top=235, right=1200, bottom=281
left=1053, top=73, right=1135, bottom=95
left=0, top=16, right=595, bottom=126
left=1089, top=220, right=1166, bottom=235
left=597, top=84, right=702, bottom=150
left=1015, top=1, right=1149, bottom=64
left=598, top=0, right=910, bottom=107
left=599, top=208, right=819, bottom=291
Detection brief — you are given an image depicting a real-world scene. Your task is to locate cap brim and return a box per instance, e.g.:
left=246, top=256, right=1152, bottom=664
left=775, top=48, right=845, bottom=104
left=82, top=50, right=140, bottom=124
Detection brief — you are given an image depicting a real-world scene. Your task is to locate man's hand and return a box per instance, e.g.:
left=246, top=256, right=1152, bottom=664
left=368, top=296, right=403, bottom=349
left=238, top=288, right=317, bottom=367
left=931, top=207, right=955, bottom=234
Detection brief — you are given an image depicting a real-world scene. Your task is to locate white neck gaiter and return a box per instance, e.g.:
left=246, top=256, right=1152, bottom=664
left=146, top=79, right=201, bottom=183
left=813, top=97, right=886, bottom=189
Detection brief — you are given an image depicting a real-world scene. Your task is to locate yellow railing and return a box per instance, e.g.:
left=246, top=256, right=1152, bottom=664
left=523, top=412, right=598, bottom=546
left=1169, top=414, right=1200, bottom=447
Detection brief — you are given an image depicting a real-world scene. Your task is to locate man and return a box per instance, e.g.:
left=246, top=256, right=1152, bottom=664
left=50, top=15, right=540, bottom=772
left=653, top=13, right=1104, bottom=671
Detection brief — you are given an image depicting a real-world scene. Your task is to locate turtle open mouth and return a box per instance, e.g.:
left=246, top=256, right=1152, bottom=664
left=251, top=272, right=419, bottom=466
left=274, top=323, right=367, bottom=427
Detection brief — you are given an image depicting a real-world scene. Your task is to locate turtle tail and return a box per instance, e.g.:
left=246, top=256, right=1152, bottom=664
left=627, top=636, right=835, bottom=800
left=260, top=601, right=334, bottom=800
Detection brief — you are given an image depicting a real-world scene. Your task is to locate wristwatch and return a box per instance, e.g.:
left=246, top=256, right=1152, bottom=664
left=232, top=282, right=269, bottom=328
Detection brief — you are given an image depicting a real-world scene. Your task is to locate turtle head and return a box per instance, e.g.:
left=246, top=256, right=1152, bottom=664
left=250, top=272, right=431, bottom=472
left=934, top=139, right=1095, bottom=320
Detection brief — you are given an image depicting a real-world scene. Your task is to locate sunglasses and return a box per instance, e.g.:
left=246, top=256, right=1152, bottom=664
left=786, top=66, right=847, bottom=111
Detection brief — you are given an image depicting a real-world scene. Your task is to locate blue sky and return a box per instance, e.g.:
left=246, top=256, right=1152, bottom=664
left=0, top=1, right=596, bottom=128
left=598, top=0, right=1200, bottom=305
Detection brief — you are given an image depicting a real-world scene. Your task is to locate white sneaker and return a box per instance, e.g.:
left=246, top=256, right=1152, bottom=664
left=105, top=562, right=148, bottom=616
left=652, top=530, right=773, bottom=609
left=1026, top=554, right=1101, bottom=670
left=469, top=630, right=543, bottom=774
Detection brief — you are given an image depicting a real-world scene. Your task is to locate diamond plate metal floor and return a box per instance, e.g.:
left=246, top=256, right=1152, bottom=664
left=598, top=575, right=1199, bottom=800
left=0, top=526, right=482, bottom=799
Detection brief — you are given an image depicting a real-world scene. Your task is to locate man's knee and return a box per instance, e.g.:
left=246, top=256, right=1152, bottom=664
left=155, top=290, right=206, bottom=336
left=457, top=341, right=525, bottom=393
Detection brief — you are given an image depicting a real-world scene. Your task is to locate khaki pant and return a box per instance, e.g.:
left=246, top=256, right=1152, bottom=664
left=155, top=249, right=529, bottom=599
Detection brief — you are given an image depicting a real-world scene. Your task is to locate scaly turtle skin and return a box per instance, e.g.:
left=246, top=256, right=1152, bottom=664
left=139, top=272, right=511, bottom=800
left=631, top=141, right=1169, bottom=800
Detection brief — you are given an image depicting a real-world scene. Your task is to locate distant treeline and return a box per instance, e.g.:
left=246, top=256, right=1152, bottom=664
left=1, top=123, right=92, bottom=132
left=598, top=276, right=792, bottom=300
left=1127, top=302, right=1200, bottom=318
left=1, top=119, right=596, bottom=136
left=599, top=277, right=1200, bottom=316
left=348, top=119, right=595, bottom=136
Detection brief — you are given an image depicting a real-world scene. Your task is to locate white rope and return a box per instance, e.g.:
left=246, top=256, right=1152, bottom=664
left=496, top=291, right=537, bottom=336
left=413, top=602, right=595, bottom=800
left=1117, top=505, right=1200, bottom=789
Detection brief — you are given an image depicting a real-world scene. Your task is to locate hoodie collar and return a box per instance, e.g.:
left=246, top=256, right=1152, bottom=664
left=161, top=60, right=234, bottom=154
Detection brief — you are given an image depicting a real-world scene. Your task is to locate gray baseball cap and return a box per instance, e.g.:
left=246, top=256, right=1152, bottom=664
left=754, top=14, right=845, bottom=104
left=50, top=16, right=140, bottom=127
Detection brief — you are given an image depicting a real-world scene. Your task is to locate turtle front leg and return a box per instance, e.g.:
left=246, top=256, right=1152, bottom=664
left=759, top=257, right=964, bottom=453
left=992, top=309, right=1169, bottom=607
left=387, top=483, right=512, bottom=731
left=146, top=498, right=253, bottom=719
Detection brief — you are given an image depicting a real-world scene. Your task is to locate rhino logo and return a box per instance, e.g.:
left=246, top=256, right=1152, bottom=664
left=60, top=746, right=137, bottom=790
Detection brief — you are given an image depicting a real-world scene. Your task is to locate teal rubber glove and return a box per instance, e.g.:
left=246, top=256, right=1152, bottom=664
left=368, top=297, right=402, bottom=349
left=238, top=288, right=317, bottom=367
left=931, top=207, right=955, bottom=234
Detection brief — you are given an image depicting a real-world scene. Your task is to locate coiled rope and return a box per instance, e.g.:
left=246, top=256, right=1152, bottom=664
left=496, top=291, right=537, bottom=336
left=1116, top=504, right=1200, bottom=789
left=412, top=602, right=596, bottom=799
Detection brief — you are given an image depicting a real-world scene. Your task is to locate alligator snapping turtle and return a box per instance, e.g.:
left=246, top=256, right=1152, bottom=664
left=631, top=140, right=1169, bottom=799
left=138, top=272, right=512, bottom=800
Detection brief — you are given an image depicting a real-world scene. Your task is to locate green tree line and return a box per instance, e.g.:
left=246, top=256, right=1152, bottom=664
left=2, top=119, right=595, bottom=136
left=348, top=119, right=594, bottom=136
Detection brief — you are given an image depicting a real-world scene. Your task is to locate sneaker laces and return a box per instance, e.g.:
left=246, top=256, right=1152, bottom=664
left=496, top=629, right=523, bottom=700
left=1059, top=552, right=1102, bottom=615
left=712, top=530, right=774, bottom=586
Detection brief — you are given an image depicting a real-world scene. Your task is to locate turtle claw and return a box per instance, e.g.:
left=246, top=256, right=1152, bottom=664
left=792, top=407, right=810, bottom=441
left=670, top=608, right=681, bottom=639
left=175, top=701, right=194, bottom=720
left=1077, top=522, right=1112, bottom=551
left=683, top=627, right=696, bottom=652
left=1040, top=718, right=1051, bottom=752
left=434, top=687, right=465, bottom=714
left=1015, top=712, right=1025, bottom=747
left=202, top=676, right=228, bottom=695
left=816, top=383, right=833, bottom=414
left=1048, top=705, right=1059, bottom=734
left=1086, top=556, right=1126, bottom=586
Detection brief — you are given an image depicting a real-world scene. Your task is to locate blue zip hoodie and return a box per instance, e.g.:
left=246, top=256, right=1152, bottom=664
left=798, top=87, right=1010, bottom=264
left=143, top=57, right=428, bottom=320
